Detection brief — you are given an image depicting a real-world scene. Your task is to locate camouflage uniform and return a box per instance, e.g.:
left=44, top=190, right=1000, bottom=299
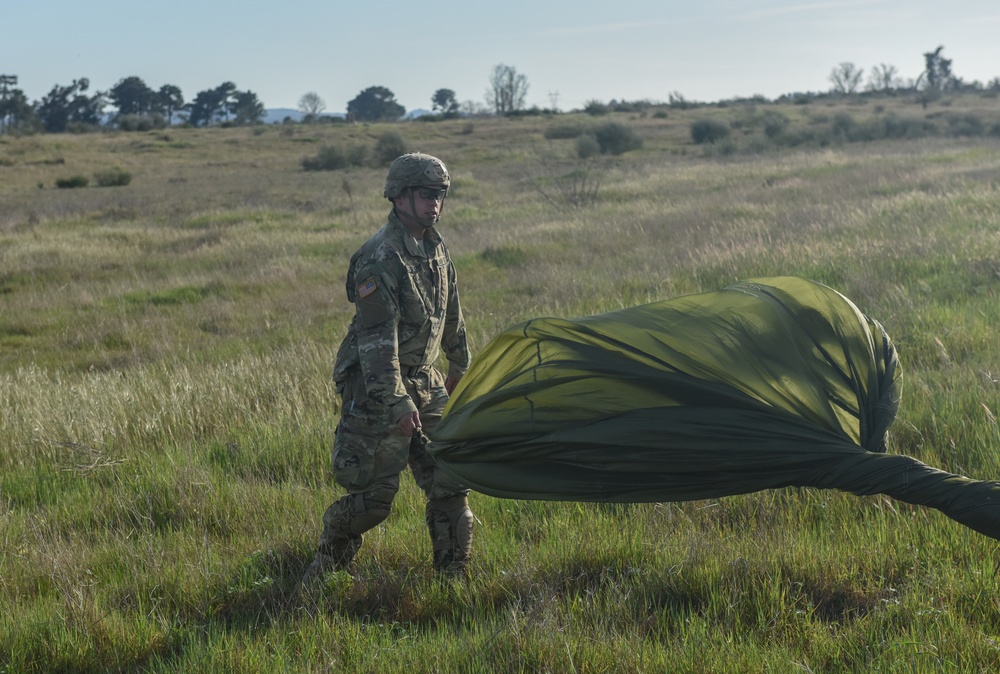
left=307, top=154, right=473, bottom=577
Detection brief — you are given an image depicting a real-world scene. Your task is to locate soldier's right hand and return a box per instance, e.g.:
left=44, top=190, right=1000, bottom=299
left=397, top=411, right=422, bottom=437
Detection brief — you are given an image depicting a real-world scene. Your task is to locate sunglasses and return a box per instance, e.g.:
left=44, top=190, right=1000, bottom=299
left=413, top=187, right=448, bottom=201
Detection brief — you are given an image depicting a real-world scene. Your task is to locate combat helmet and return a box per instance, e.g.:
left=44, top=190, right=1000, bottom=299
left=384, top=153, right=450, bottom=200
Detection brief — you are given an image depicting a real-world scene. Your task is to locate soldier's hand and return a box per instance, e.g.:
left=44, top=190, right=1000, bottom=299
left=397, top=411, right=422, bottom=437
left=445, top=375, right=461, bottom=395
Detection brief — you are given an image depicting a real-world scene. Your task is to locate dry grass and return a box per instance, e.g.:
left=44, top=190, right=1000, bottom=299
left=2, top=95, right=1000, bottom=672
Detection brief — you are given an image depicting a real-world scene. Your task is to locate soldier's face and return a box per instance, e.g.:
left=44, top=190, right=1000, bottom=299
left=396, top=187, right=444, bottom=226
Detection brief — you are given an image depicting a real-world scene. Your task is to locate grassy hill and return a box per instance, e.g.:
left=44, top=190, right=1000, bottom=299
left=2, top=93, right=1000, bottom=672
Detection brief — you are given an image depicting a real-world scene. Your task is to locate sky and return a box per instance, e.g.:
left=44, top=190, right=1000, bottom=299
left=6, top=0, right=1000, bottom=115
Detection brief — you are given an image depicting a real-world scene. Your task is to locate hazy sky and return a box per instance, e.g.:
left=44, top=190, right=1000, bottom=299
left=7, top=0, right=1000, bottom=114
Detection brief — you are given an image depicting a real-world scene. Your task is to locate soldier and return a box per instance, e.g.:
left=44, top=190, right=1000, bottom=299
left=304, top=153, right=473, bottom=580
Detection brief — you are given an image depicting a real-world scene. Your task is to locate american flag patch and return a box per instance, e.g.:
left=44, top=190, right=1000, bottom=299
left=357, top=279, right=377, bottom=299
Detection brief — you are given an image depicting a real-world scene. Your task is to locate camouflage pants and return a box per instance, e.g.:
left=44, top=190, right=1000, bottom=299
left=315, top=366, right=473, bottom=573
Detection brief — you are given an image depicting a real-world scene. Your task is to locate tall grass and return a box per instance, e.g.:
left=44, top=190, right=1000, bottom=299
left=2, top=103, right=1000, bottom=672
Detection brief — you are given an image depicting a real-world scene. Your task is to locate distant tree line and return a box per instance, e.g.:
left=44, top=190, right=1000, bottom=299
left=3, top=49, right=998, bottom=136
left=825, top=46, right=983, bottom=106
left=0, top=62, right=535, bottom=134
left=0, top=75, right=266, bottom=134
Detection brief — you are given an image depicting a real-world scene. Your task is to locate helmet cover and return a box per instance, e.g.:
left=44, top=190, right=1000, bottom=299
left=384, top=153, right=450, bottom=199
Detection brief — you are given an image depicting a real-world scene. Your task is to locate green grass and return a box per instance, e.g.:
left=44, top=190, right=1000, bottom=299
left=2, top=98, right=1000, bottom=672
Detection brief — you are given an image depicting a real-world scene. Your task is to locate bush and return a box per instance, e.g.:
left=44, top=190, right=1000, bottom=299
left=760, top=111, right=789, bottom=139
left=93, top=166, right=133, bottom=187
left=55, top=175, right=89, bottom=189
left=830, top=112, right=857, bottom=140
left=373, top=131, right=408, bottom=166
left=593, top=122, right=643, bottom=155
left=690, top=118, right=731, bottom=144
left=583, top=100, right=610, bottom=116
left=118, top=114, right=165, bottom=132
left=947, top=112, right=985, bottom=137
left=878, top=113, right=933, bottom=140
left=346, top=144, right=368, bottom=167
left=302, top=146, right=347, bottom=171
left=575, top=135, right=601, bottom=159
left=544, top=123, right=585, bottom=140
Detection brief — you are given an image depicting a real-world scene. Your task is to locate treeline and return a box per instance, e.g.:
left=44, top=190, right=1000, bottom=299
left=0, top=76, right=265, bottom=134
left=1, top=47, right=998, bottom=136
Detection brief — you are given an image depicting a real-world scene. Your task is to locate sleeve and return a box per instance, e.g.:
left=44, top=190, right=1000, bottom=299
left=353, top=260, right=417, bottom=423
left=442, top=256, right=471, bottom=379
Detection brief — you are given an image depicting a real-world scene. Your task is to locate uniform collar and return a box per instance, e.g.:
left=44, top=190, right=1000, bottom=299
left=388, top=210, right=442, bottom=256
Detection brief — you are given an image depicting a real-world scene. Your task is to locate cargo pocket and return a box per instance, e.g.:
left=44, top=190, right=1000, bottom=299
left=332, top=422, right=376, bottom=492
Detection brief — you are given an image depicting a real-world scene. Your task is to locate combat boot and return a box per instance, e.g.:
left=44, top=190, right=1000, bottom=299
left=301, top=534, right=362, bottom=583
left=427, top=495, right=474, bottom=577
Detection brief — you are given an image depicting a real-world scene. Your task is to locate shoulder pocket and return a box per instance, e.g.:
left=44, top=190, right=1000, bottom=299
left=356, top=275, right=393, bottom=328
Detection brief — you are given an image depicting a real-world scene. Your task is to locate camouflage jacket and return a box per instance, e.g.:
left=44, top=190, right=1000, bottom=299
left=333, top=210, right=470, bottom=423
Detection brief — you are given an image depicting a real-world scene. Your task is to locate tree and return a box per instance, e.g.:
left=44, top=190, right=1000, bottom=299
left=346, top=86, right=404, bottom=122
left=486, top=64, right=528, bottom=115
left=109, top=76, right=155, bottom=118
left=431, top=88, right=459, bottom=115
left=866, top=64, right=899, bottom=93
left=0, top=85, right=37, bottom=134
left=0, top=75, right=38, bottom=134
left=156, top=85, right=184, bottom=126
left=36, top=78, right=104, bottom=133
left=186, top=89, right=221, bottom=127
left=829, top=62, right=864, bottom=95
left=919, top=46, right=957, bottom=91
left=298, top=91, right=326, bottom=122
left=231, top=90, right=265, bottom=125
left=186, top=81, right=236, bottom=127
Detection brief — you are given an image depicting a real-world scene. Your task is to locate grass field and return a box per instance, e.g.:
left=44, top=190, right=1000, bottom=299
left=2, top=95, right=1000, bottom=672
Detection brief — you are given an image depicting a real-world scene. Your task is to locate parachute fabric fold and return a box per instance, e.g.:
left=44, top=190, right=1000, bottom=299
left=428, top=276, right=1000, bottom=540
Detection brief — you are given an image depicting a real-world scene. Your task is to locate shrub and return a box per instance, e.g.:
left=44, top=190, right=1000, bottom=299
left=576, top=135, right=601, bottom=159
left=947, top=112, right=985, bottom=137
left=830, top=112, right=857, bottom=141
left=346, top=144, right=368, bottom=167
left=878, top=113, right=933, bottom=140
left=118, top=114, right=165, bottom=132
left=544, top=123, right=585, bottom=140
left=373, top=131, right=408, bottom=166
left=760, top=111, right=789, bottom=139
left=55, top=175, right=89, bottom=189
left=611, top=100, right=652, bottom=114
left=301, top=145, right=348, bottom=171
left=533, top=169, right=603, bottom=207
left=690, top=118, right=731, bottom=144
left=593, top=122, right=643, bottom=155
left=93, top=166, right=133, bottom=187
left=583, top=100, right=610, bottom=116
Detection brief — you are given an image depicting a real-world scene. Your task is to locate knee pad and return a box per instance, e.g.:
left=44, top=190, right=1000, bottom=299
left=351, top=484, right=398, bottom=534
left=322, top=483, right=399, bottom=539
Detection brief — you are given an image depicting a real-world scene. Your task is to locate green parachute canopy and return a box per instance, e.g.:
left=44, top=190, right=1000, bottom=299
left=428, top=277, right=1000, bottom=541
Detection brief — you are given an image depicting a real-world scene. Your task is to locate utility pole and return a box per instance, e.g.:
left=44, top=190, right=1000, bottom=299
left=547, top=90, right=560, bottom=113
